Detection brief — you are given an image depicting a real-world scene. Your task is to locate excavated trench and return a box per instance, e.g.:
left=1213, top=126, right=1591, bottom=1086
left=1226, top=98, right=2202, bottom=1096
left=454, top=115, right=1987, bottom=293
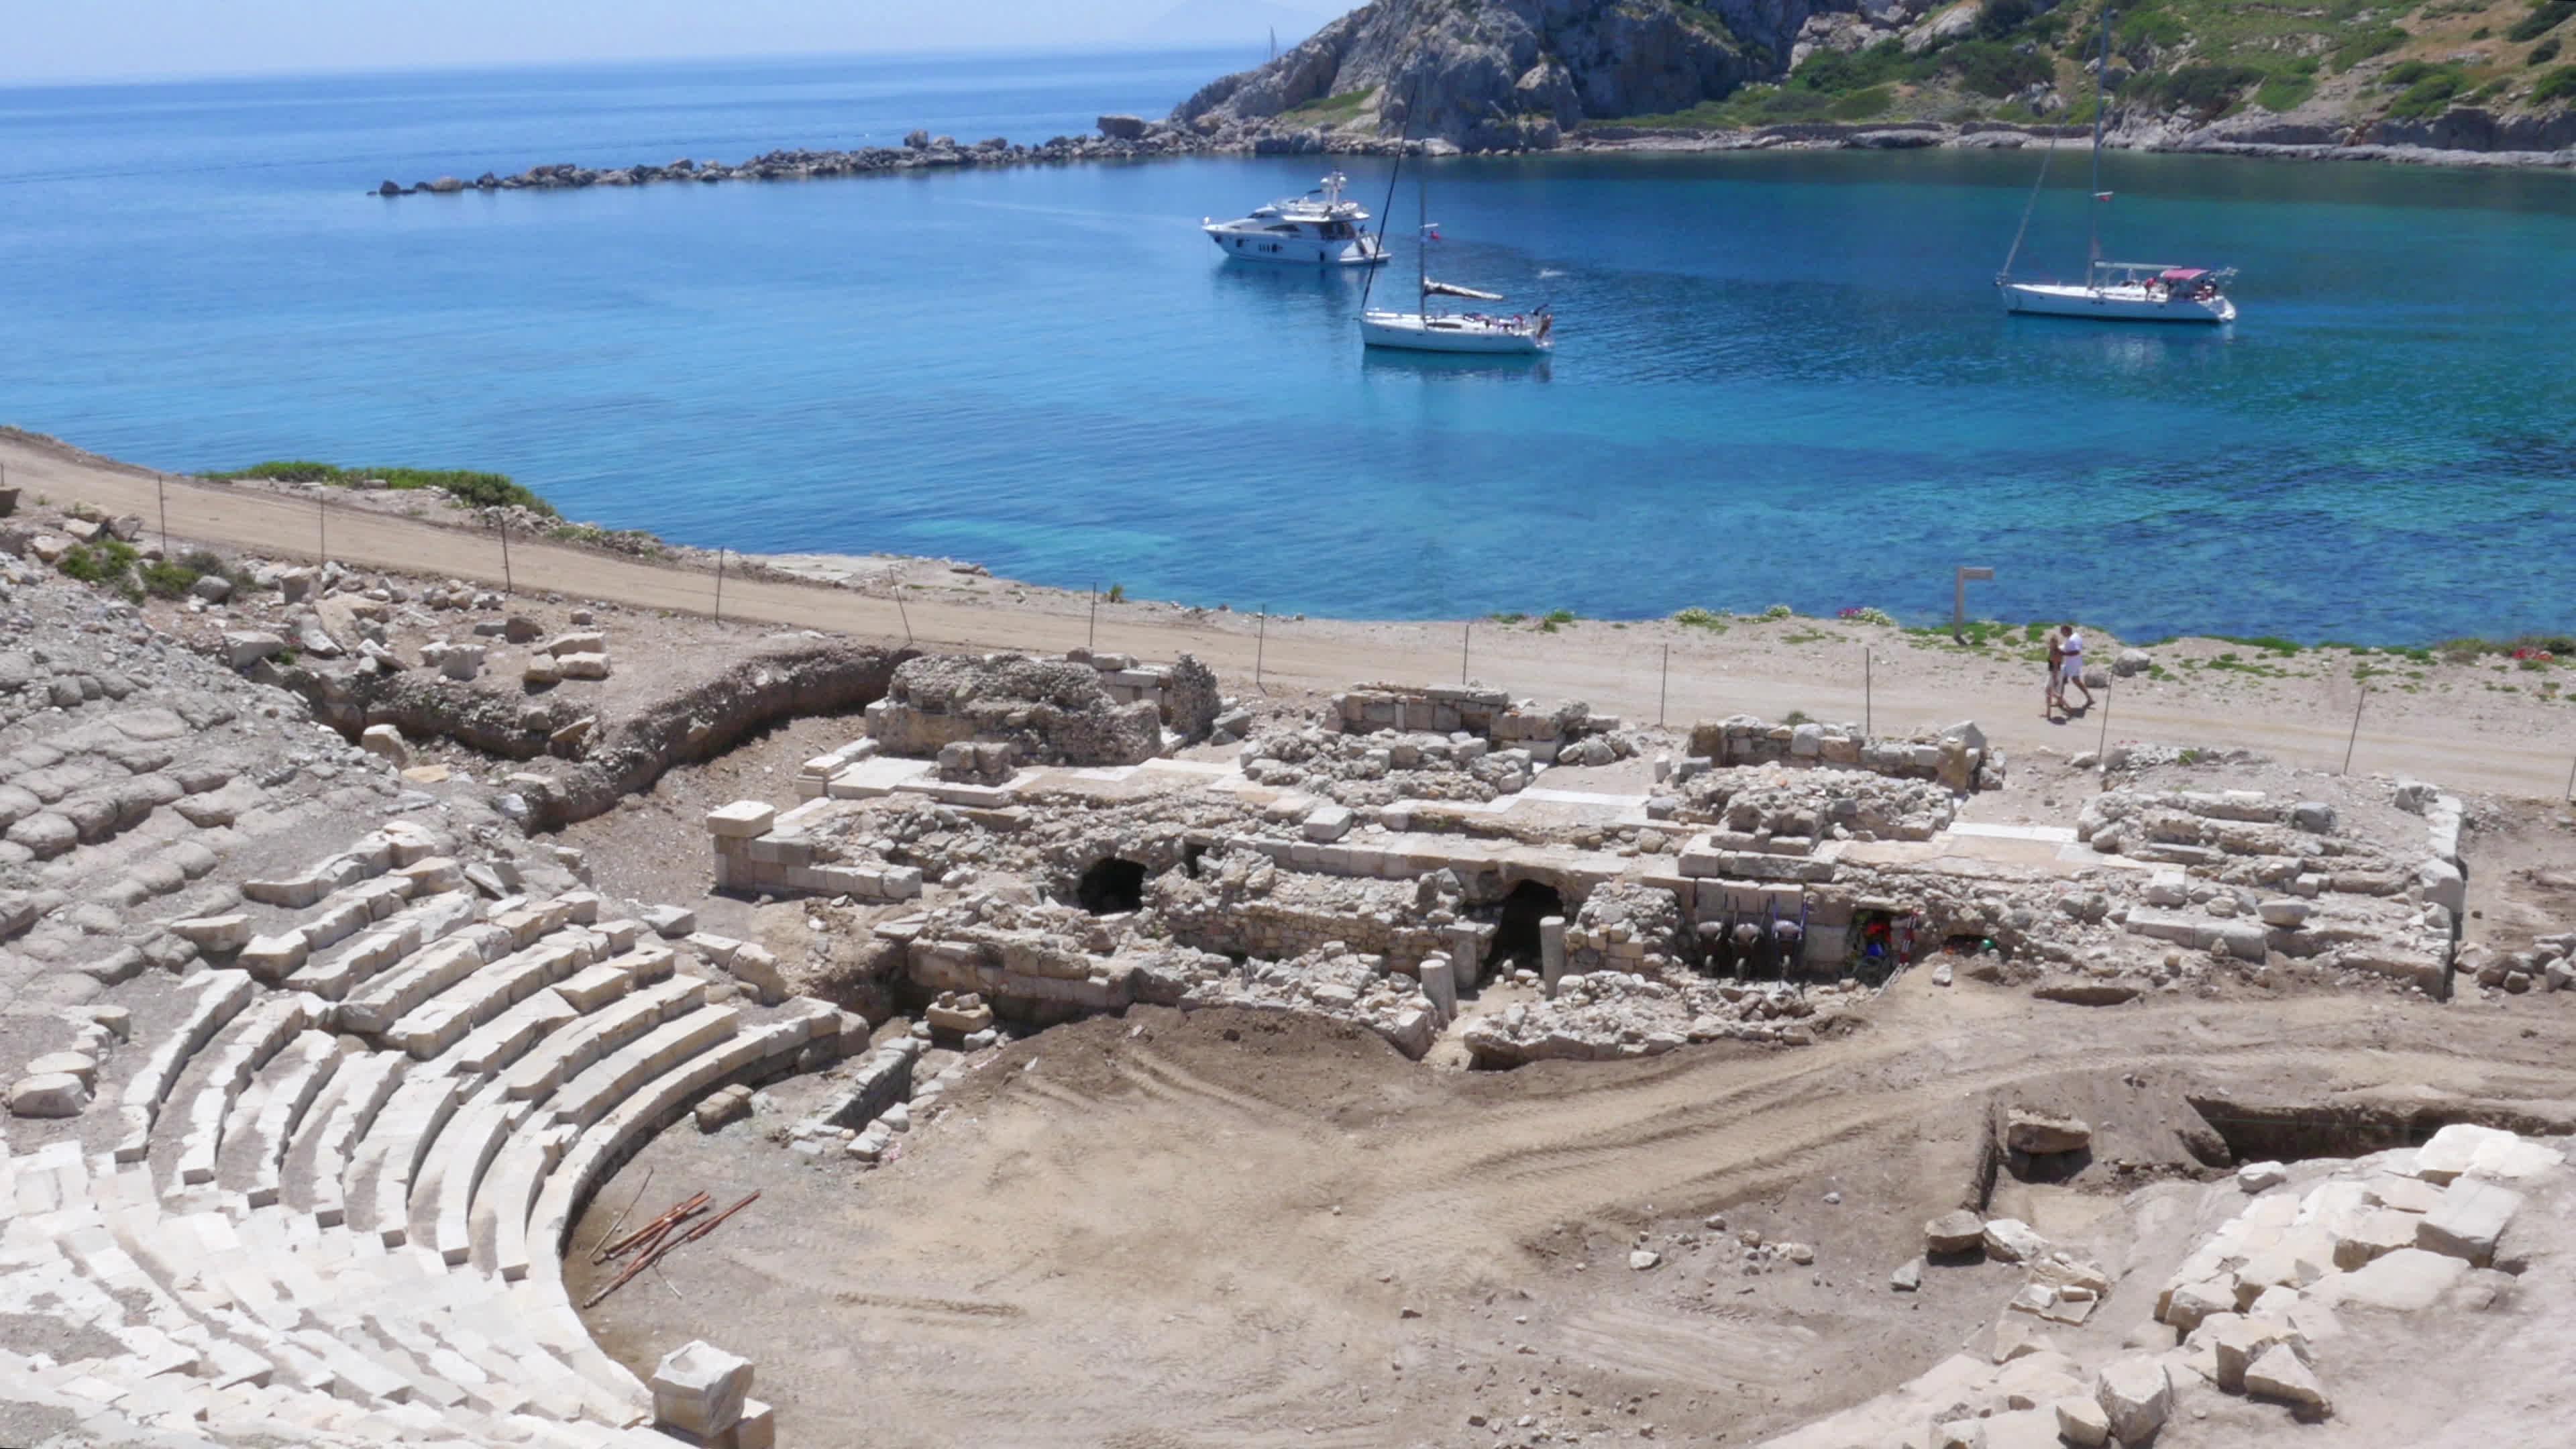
left=2184, top=1093, right=2576, bottom=1165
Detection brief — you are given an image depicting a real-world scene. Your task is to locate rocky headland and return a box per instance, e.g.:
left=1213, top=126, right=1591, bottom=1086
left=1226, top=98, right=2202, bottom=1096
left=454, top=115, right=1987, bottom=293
left=382, top=0, right=2576, bottom=198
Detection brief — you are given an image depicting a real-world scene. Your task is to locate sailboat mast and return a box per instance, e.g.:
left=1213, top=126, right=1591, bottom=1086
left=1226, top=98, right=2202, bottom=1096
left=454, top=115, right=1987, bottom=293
left=2088, top=7, right=2113, bottom=284
left=1417, top=157, right=1428, bottom=320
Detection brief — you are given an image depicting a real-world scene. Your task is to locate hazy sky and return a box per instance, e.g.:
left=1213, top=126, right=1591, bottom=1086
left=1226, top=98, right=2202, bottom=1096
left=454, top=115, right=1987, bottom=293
left=3, top=0, right=1330, bottom=85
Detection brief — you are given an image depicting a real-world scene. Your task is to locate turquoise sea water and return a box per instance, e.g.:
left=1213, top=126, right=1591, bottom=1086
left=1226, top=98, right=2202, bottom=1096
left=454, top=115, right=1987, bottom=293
left=2, top=51, right=2573, bottom=641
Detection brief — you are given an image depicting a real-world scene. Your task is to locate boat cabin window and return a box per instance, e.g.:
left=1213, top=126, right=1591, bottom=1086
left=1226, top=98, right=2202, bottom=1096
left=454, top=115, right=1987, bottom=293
left=1266, top=223, right=1303, bottom=234
left=1322, top=221, right=1352, bottom=239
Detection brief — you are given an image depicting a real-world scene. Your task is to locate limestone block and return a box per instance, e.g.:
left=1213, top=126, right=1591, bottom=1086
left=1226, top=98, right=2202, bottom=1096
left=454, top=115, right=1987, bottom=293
left=706, top=802, right=775, bottom=839
left=2243, top=1343, right=2330, bottom=1415
left=2053, top=1395, right=2112, bottom=1448
left=8, top=1071, right=90, bottom=1117
left=171, top=913, right=253, bottom=952
left=2006, top=1108, right=2090, bottom=1155
left=735, top=1397, right=776, bottom=1449
left=359, top=724, right=409, bottom=766
left=1924, top=1210, right=1984, bottom=1254
left=222, top=631, right=286, bottom=668
left=1303, top=803, right=1354, bottom=843
left=2092, top=1356, right=2170, bottom=1445
left=2206, top=1315, right=2294, bottom=1392
left=2411, top=1122, right=2512, bottom=1183
left=2238, top=1161, right=2290, bottom=1192
left=2415, top=857, right=2465, bottom=914
left=2417, top=1179, right=2521, bottom=1267
left=523, top=655, right=562, bottom=686
left=556, top=651, right=611, bottom=680
left=695, top=1083, right=754, bottom=1132
left=1982, top=1217, right=2045, bottom=1263
left=237, top=931, right=309, bottom=981
left=2161, top=1277, right=2236, bottom=1332
left=651, top=1340, right=753, bottom=1437
left=2334, top=1246, right=2467, bottom=1311
left=2333, top=1208, right=2420, bottom=1270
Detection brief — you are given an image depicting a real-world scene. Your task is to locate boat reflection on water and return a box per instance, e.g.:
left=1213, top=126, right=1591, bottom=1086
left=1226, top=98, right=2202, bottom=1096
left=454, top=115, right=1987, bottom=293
left=1360, top=347, right=1553, bottom=383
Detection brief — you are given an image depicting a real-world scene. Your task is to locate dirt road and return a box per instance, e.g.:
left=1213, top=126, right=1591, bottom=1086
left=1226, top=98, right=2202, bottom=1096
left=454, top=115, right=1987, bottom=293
left=7, top=427, right=2570, bottom=800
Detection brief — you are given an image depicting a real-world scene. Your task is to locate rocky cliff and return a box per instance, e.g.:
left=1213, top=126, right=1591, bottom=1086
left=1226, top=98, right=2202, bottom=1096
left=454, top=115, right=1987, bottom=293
left=1174, top=0, right=2576, bottom=159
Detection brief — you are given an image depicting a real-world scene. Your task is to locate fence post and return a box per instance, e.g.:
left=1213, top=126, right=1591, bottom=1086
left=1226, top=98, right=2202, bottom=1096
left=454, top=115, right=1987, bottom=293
left=157, top=475, right=169, bottom=556
left=2096, top=674, right=2113, bottom=759
left=498, top=516, right=513, bottom=596
left=1255, top=605, right=1267, bottom=687
left=1864, top=648, right=1872, bottom=738
left=1460, top=619, right=1471, bottom=686
left=895, top=589, right=912, bottom=645
left=1658, top=643, right=1668, bottom=727
left=1088, top=584, right=1098, bottom=653
left=317, top=492, right=327, bottom=567
left=2341, top=686, right=2367, bottom=774
left=714, top=548, right=725, bottom=623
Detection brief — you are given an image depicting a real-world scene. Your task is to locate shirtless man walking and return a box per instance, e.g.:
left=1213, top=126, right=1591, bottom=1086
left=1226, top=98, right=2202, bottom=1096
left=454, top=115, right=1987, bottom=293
left=2056, top=623, right=2095, bottom=714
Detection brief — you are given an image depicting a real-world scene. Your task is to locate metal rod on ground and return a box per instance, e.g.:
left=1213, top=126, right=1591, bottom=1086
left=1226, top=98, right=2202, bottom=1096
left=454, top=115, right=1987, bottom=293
left=2341, top=686, right=2367, bottom=774
left=1658, top=643, right=1668, bottom=727
left=585, top=1167, right=655, bottom=1260
left=1255, top=605, right=1267, bottom=687
left=714, top=549, right=726, bottom=623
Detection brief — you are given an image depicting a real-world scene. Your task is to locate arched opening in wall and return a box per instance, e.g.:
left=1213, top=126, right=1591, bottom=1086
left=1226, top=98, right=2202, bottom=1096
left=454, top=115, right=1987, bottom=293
left=1077, top=857, right=1149, bottom=915
left=1485, top=880, right=1566, bottom=971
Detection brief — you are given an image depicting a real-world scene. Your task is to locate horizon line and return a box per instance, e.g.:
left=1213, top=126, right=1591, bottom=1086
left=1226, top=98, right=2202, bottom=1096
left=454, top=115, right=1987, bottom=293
left=0, top=38, right=1297, bottom=95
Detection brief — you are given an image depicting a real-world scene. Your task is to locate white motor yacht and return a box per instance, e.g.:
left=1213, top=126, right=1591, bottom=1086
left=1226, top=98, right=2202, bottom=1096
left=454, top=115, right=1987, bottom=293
left=1203, top=172, right=1387, bottom=266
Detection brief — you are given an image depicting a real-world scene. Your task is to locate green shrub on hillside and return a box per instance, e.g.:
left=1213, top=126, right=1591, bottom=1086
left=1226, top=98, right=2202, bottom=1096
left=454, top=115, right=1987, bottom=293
left=58, top=540, right=142, bottom=600
left=2534, top=64, right=2576, bottom=103
left=203, top=460, right=557, bottom=516
left=2508, top=0, right=2575, bottom=44
left=1946, top=40, right=2053, bottom=97
left=2328, top=25, right=2410, bottom=72
left=2533, top=36, right=2564, bottom=64
left=2385, top=63, right=2468, bottom=117
left=2137, top=62, right=2267, bottom=114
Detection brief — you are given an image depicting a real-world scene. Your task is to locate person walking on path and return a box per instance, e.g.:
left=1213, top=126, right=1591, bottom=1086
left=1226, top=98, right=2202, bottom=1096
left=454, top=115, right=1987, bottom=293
left=2044, top=627, right=2065, bottom=717
left=2057, top=623, right=2096, bottom=714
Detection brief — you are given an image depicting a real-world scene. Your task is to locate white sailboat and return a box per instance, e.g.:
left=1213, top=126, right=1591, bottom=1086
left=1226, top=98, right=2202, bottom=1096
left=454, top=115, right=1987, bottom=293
left=1997, top=9, right=2238, bottom=325
left=1358, top=138, right=1552, bottom=355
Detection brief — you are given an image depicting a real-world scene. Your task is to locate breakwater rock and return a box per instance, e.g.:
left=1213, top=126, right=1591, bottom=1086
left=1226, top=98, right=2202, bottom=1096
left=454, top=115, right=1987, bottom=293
left=373, top=122, right=1228, bottom=197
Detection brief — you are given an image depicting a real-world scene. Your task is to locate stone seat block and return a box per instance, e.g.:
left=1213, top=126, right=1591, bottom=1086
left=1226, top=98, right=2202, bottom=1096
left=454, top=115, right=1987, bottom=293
left=549, top=1005, right=743, bottom=1130
left=428, top=1088, right=529, bottom=1265
left=555, top=962, right=637, bottom=1014
left=307, top=1051, right=409, bottom=1228
left=502, top=975, right=705, bottom=1103
left=242, top=1032, right=344, bottom=1208
left=288, top=890, right=479, bottom=1000
left=172, top=994, right=317, bottom=1187
left=388, top=943, right=585, bottom=1060
left=480, top=1118, right=577, bottom=1282
left=448, top=990, right=581, bottom=1078
left=336, top=925, right=516, bottom=1036
left=116, top=970, right=256, bottom=1161
left=356, top=1074, right=466, bottom=1246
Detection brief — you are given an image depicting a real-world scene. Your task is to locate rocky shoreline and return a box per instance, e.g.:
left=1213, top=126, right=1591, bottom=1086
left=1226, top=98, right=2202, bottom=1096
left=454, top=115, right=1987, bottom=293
left=376, top=109, right=2572, bottom=197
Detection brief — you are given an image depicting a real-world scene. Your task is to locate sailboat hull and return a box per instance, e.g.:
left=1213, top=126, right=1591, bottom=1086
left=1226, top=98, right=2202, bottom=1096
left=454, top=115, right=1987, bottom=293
left=1360, top=310, right=1551, bottom=354
left=2001, top=281, right=2235, bottom=325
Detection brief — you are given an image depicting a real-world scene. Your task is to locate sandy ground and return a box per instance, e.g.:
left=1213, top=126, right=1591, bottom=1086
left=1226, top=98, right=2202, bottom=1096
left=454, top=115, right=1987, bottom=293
left=566, top=982, right=2576, bottom=1448
left=8, top=427, right=2573, bottom=804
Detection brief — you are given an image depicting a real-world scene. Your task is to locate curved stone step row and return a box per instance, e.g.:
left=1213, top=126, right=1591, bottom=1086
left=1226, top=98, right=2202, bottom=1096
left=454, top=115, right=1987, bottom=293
left=27, top=871, right=833, bottom=1446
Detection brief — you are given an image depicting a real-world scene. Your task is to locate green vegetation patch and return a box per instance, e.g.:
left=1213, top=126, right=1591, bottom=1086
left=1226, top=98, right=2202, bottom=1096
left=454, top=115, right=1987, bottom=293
left=204, top=460, right=556, bottom=516
left=2534, top=62, right=2576, bottom=102
left=2509, top=0, right=2576, bottom=44
left=1672, top=606, right=1729, bottom=632
left=1282, top=87, right=1375, bottom=123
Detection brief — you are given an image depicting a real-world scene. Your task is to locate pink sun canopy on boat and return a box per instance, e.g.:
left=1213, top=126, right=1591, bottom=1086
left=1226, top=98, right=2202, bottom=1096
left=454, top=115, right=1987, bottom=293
left=2158, top=268, right=2209, bottom=282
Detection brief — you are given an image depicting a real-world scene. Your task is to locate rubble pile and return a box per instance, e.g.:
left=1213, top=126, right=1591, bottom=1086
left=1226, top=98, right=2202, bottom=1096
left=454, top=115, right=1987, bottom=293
left=1462, top=973, right=1868, bottom=1067
left=1326, top=684, right=1636, bottom=766
left=1673, top=763, right=1959, bottom=843
left=1177, top=945, right=1446, bottom=1058
left=1237, top=723, right=1536, bottom=805
left=1561, top=880, right=1687, bottom=977
left=866, top=653, right=1162, bottom=767
left=1146, top=849, right=1470, bottom=974
left=1686, top=714, right=2002, bottom=791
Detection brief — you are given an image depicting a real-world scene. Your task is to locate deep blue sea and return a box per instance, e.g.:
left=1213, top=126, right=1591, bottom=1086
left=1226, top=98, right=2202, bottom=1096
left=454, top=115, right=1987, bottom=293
left=3, top=50, right=2573, bottom=641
